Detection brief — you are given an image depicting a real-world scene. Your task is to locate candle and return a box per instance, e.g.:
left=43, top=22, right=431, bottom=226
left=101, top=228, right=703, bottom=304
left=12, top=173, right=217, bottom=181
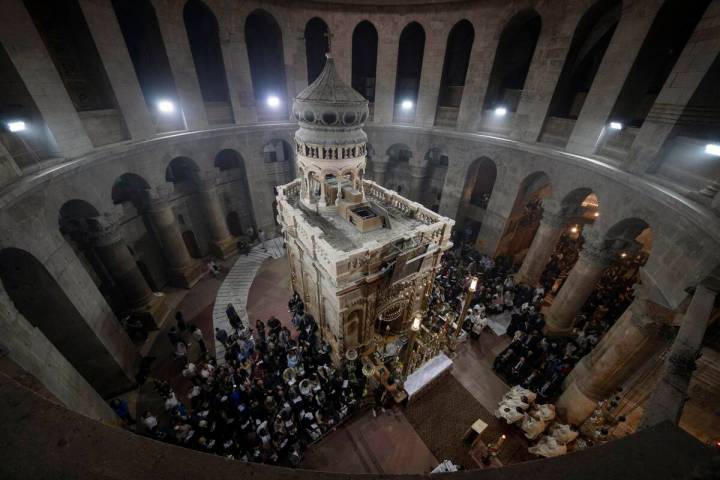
left=496, top=434, right=506, bottom=449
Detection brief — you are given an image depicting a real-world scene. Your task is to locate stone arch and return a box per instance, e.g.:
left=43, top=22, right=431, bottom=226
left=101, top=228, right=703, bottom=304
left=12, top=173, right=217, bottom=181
left=423, top=147, right=449, bottom=211
left=435, top=19, right=475, bottom=127
left=456, top=157, right=497, bottom=241
left=483, top=8, right=541, bottom=114
left=245, top=9, right=287, bottom=119
left=214, top=148, right=256, bottom=240
left=540, top=0, right=621, bottom=145
left=183, top=0, right=232, bottom=123
left=352, top=20, right=378, bottom=104
left=606, top=0, right=712, bottom=128
left=305, top=17, right=330, bottom=84
left=0, top=247, right=128, bottom=397
left=112, top=0, right=177, bottom=115
left=385, top=143, right=413, bottom=193
left=165, top=156, right=200, bottom=185
left=263, top=139, right=295, bottom=182
left=496, top=170, right=552, bottom=259
left=602, top=217, right=653, bottom=258
left=393, top=21, right=425, bottom=122
left=112, top=173, right=151, bottom=209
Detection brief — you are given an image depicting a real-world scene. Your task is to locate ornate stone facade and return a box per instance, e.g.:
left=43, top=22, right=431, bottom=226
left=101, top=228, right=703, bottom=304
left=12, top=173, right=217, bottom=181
left=277, top=56, right=453, bottom=361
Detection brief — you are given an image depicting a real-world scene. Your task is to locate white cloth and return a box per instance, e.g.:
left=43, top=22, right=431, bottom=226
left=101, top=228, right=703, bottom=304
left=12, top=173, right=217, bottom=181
left=521, top=414, right=547, bottom=440
left=530, top=404, right=556, bottom=422
left=495, top=405, right=525, bottom=424
left=548, top=423, right=579, bottom=444
left=503, top=385, right=537, bottom=405
left=529, top=435, right=567, bottom=458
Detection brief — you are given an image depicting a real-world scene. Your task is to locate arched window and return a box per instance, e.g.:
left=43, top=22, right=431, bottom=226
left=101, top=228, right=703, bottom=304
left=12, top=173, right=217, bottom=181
left=305, top=17, right=329, bottom=84
left=483, top=9, right=541, bottom=115
left=540, top=0, right=621, bottom=145
left=352, top=21, right=378, bottom=105
left=245, top=10, right=287, bottom=120
left=183, top=0, right=233, bottom=124
left=606, top=0, right=712, bottom=128
left=435, top=20, right=474, bottom=127
left=393, top=22, right=425, bottom=123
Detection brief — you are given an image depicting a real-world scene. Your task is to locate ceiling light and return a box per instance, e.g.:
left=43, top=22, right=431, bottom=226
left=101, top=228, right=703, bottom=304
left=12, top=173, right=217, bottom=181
left=494, top=106, right=507, bottom=117
left=267, top=95, right=280, bottom=108
left=157, top=100, right=175, bottom=114
left=401, top=100, right=413, bottom=111
left=609, top=122, right=623, bottom=130
left=7, top=121, right=26, bottom=132
left=705, top=144, right=720, bottom=157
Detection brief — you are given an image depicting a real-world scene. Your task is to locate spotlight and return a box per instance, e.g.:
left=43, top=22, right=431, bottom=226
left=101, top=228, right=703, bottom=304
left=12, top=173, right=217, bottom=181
left=267, top=95, right=280, bottom=108
left=157, top=100, right=176, bottom=114
left=494, top=106, right=508, bottom=117
left=7, top=120, right=26, bottom=132
left=705, top=144, right=720, bottom=157
left=609, top=122, right=623, bottom=130
left=401, top=100, right=414, bottom=111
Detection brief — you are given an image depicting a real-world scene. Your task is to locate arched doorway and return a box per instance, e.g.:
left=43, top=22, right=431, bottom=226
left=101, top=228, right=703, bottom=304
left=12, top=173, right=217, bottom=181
left=424, top=148, right=449, bottom=211
left=385, top=143, right=412, bottom=192
left=457, top=157, right=497, bottom=243
left=215, top=149, right=256, bottom=233
left=496, top=171, right=551, bottom=261
left=182, top=230, right=202, bottom=259
left=435, top=20, right=474, bottom=127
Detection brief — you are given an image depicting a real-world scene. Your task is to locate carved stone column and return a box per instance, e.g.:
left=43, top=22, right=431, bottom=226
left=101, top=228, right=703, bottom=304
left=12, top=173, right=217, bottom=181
left=557, top=296, right=672, bottom=425
left=640, top=283, right=718, bottom=428
left=198, top=171, right=237, bottom=259
left=516, top=208, right=567, bottom=286
left=147, top=187, right=204, bottom=288
left=94, top=216, right=170, bottom=329
left=408, top=163, right=428, bottom=203
left=544, top=238, right=614, bottom=335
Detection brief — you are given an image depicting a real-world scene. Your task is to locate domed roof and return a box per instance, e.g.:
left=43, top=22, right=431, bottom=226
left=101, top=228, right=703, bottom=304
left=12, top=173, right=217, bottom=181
left=296, top=54, right=367, bottom=105
left=293, top=54, right=369, bottom=132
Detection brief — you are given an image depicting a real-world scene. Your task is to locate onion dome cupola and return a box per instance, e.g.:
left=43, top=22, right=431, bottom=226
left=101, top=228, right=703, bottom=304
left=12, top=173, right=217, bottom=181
left=292, top=54, right=369, bottom=175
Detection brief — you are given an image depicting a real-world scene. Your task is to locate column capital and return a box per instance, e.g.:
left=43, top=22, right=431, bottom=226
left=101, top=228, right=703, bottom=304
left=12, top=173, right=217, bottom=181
left=94, top=213, right=125, bottom=247
left=540, top=208, right=567, bottom=229
left=147, top=185, right=174, bottom=209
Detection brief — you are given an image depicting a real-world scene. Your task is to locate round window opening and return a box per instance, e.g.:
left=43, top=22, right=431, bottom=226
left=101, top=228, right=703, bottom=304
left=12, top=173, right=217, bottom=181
left=343, top=112, right=357, bottom=125
left=322, top=112, right=338, bottom=125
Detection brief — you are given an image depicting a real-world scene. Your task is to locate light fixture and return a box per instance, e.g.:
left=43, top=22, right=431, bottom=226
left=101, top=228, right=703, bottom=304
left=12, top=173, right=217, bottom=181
left=570, top=226, right=578, bottom=234
left=401, top=100, right=414, bottom=111
left=469, top=276, right=478, bottom=293
left=7, top=120, right=26, bottom=132
left=620, top=252, right=627, bottom=258
left=705, top=144, right=720, bottom=157
left=412, top=313, right=422, bottom=331
left=157, top=99, right=176, bottom=114
left=594, top=212, right=600, bottom=218
left=609, top=121, right=623, bottom=130
left=494, top=106, right=508, bottom=117
left=267, top=95, right=280, bottom=108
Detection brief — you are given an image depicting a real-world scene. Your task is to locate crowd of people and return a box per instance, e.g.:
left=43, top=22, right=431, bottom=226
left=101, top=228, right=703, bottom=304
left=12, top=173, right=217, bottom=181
left=118, top=294, right=366, bottom=466
left=428, top=233, right=642, bottom=403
